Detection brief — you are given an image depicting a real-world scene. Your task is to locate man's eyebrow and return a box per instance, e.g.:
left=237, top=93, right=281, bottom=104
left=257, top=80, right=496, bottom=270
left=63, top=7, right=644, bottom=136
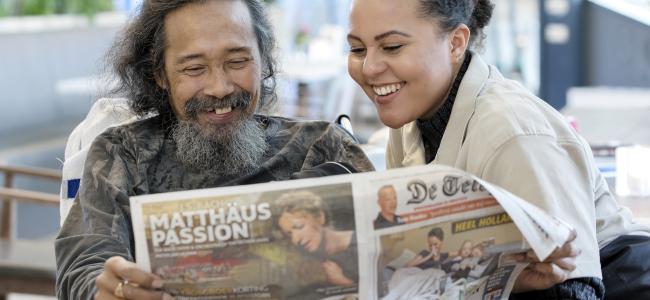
left=174, top=47, right=252, bottom=65
left=175, top=53, right=204, bottom=65
left=347, top=30, right=412, bottom=42
left=226, top=46, right=253, bottom=55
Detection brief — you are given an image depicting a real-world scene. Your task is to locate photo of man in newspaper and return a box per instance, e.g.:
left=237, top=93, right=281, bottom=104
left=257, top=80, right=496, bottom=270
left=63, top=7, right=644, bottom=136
left=373, top=185, right=406, bottom=230
left=378, top=213, right=522, bottom=300
left=273, top=189, right=360, bottom=297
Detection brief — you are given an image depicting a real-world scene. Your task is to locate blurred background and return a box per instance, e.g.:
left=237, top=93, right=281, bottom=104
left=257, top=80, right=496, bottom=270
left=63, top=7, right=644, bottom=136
left=0, top=0, right=649, bottom=298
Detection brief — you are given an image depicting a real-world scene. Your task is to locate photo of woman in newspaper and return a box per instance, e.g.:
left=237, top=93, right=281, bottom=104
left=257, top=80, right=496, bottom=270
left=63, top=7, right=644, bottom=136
left=405, top=227, right=448, bottom=270
left=379, top=219, right=522, bottom=299
left=273, top=190, right=360, bottom=292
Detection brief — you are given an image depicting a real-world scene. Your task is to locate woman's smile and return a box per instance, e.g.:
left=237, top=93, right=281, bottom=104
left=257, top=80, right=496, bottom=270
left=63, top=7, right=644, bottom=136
left=372, top=82, right=405, bottom=105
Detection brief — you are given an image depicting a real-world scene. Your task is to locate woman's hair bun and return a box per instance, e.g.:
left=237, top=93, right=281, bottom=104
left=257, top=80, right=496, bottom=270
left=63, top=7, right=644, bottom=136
left=471, top=0, right=494, bottom=30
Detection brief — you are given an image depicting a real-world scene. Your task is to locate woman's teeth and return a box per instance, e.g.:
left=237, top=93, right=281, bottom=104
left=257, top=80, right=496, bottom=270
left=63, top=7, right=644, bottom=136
left=373, top=83, right=402, bottom=96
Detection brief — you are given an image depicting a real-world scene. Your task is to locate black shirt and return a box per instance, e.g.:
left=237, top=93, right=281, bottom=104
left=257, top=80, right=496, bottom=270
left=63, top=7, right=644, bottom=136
left=373, top=213, right=404, bottom=229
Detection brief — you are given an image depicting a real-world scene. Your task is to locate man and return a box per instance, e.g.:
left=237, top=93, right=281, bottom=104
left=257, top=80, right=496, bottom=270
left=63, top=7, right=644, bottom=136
left=373, top=185, right=404, bottom=229
left=55, top=1, right=373, bottom=299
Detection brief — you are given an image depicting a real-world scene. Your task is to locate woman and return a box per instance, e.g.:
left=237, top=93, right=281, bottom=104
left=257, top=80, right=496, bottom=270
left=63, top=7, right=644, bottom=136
left=274, top=190, right=358, bottom=287
left=406, top=227, right=449, bottom=270
left=346, top=0, right=650, bottom=299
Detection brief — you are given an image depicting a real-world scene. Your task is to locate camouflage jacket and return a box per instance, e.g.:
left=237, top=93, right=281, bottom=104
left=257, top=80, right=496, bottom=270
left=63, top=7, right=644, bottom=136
left=55, top=115, right=373, bottom=299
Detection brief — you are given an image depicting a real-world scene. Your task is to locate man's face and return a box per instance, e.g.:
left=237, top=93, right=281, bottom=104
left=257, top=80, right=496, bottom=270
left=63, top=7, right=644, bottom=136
left=161, top=0, right=262, bottom=130
left=160, top=0, right=268, bottom=174
left=378, top=186, right=398, bottom=216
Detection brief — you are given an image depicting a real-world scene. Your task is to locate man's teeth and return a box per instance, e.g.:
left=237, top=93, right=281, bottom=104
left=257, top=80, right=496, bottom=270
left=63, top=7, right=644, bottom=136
left=213, top=106, right=233, bottom=114
left=373, top=83, right=402, bottom=96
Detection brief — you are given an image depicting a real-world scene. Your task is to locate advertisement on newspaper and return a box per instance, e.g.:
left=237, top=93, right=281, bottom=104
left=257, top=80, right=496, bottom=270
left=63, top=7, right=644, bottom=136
left=131, top=165, right=573, bottom=300
left=132, top=182, right=359, bottom=300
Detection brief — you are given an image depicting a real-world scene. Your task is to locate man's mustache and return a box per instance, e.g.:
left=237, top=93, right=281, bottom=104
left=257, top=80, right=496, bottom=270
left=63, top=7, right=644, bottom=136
left=184, top=92, right=253, bottom=119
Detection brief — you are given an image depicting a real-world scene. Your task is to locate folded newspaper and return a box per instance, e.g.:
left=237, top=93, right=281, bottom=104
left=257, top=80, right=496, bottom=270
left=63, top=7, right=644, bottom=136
left=131, top=165, right=574, bottom=300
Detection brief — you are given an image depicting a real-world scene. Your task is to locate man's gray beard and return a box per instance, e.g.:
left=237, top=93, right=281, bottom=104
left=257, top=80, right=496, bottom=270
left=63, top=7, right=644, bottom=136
left=171, top=117, right=268, bottom=176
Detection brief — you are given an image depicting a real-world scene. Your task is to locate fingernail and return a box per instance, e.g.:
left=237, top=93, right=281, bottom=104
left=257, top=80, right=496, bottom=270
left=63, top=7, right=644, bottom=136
left=152, top=279, right=163, bottom=288
left=163, top=293, right=175, bottom=300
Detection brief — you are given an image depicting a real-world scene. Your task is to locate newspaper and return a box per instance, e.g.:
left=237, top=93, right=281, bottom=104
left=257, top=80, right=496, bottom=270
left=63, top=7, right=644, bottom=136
left=131, top=165, right=574, bottom=300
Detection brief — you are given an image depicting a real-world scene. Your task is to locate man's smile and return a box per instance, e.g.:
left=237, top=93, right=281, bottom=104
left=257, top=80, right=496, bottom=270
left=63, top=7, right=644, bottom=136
left=200, top=106, right=239, bottom=125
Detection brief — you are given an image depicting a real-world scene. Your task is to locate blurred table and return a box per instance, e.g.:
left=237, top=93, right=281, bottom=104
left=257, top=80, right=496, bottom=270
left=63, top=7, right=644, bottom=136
left=0, top=239, right=56, bottom=299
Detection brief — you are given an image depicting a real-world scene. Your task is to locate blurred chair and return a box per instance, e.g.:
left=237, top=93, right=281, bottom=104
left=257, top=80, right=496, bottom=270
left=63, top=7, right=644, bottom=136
left=360, top=127, right=389, bottom=171
left=322, top=71, right=357, bottom=121
left=59, top=98, right=138, bottom=224
left=0, top=165, right=61, bottom=299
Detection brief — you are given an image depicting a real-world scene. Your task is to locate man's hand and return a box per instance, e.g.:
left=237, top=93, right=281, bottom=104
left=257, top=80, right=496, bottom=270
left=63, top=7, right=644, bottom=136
left=512, top=229, right=580, bottom=294
left=322, top=260, right=355, bottom=286
left=95, top=256, right=174, bottom=300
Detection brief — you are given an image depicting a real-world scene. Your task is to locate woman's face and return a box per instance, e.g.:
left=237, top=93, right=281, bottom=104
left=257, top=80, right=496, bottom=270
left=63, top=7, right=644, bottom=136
left=460, top=241, right=473, bottom=257
left=427, top=236, right=443, bottom=254
left=278, top=210, right=325, bottom=253
left=347, top=0, right=458, bottom=129
left=471, top=246, right=483, bottom=258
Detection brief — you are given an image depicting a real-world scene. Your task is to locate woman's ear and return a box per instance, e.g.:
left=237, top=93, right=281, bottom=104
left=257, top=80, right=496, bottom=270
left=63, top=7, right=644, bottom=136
left=449, top=24, right=470, bottom=63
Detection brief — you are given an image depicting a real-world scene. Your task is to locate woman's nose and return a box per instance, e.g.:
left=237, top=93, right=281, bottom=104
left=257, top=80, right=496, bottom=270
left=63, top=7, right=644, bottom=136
left=361, top=50, right=386, bottom=78
left=291, top=233, right=301, bottom=245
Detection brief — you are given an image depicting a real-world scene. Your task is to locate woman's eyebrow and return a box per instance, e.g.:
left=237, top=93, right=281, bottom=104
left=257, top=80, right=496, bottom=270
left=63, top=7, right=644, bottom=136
left=374, top=30, right=411, bottom=41
left=347, top=30, right=412, bottom=42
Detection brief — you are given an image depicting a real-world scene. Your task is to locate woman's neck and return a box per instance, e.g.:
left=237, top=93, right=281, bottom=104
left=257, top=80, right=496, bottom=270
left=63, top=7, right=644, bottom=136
left=323, top=229, right=353, bottom=256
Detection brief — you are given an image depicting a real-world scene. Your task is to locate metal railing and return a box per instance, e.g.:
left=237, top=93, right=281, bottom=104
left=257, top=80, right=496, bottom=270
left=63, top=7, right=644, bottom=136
left=0, top=164, right=61, bottom=240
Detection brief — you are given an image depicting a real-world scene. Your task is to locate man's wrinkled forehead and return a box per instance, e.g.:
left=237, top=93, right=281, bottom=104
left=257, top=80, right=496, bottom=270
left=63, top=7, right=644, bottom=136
left=162, top=0, right=258, bottom=56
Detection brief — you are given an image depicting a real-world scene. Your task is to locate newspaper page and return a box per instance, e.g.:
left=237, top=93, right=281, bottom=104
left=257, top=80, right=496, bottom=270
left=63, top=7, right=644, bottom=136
left=362, top=166, right=533, bottom=300
left=131, top=165, right=574, bottom=300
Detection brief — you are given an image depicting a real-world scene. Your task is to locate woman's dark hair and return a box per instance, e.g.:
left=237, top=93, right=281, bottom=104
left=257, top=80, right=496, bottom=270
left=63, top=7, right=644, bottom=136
left=418, top=0, right=494, bottom=48
left=107, top=0, right=277, bottom=120
left=427, top=227, right=444, bottom=241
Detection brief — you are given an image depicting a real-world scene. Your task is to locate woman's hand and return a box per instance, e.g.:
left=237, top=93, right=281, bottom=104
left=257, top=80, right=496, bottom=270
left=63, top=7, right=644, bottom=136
left=322, top=260, right=355, bottom=286
left=512, top=229, right=580, bottom=294
left=95, top=256, right=174, bottom=300
left=406, top=252, right=432, bottom=268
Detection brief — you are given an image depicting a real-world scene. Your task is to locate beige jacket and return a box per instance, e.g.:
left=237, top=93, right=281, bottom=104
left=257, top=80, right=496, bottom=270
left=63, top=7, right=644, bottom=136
left=386, top=53, right=650, bottom=279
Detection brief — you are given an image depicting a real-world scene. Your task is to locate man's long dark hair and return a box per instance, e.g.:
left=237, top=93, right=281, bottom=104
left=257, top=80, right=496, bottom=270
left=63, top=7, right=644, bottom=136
left=107, top=0, right=278, bottom=120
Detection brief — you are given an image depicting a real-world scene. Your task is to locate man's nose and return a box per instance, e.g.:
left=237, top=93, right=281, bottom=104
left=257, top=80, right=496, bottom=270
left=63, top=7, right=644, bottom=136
left=361, top=49, right=387, bottom=79
left=204, top=68, right=235, bottom=99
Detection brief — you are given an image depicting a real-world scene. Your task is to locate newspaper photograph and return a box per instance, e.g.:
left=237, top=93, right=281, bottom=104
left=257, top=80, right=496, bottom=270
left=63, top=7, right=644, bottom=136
left=131, top=165, right=574, bottom=300
left=132, top=182, right=359, bottom=300
left=375, top=218, right=526, bottom=300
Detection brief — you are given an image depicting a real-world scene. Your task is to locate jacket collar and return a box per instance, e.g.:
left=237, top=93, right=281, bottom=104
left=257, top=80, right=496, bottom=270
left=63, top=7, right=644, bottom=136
left=399, top=52, right=491, bottom=167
